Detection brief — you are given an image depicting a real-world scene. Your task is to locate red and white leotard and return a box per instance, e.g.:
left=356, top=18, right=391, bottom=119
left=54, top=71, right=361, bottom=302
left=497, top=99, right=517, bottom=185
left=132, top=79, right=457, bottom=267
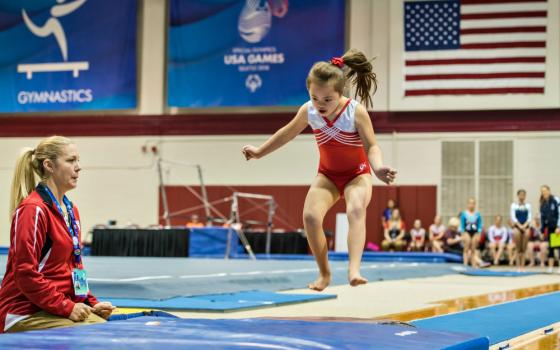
left=308, top=98, right=371, bottom=194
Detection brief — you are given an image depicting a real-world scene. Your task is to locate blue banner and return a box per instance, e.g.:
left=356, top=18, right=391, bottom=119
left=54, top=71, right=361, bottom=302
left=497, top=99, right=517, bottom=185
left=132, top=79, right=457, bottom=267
left=0, top=0, right=137, bottom=112
left=168, top=0, right=346, bottom=108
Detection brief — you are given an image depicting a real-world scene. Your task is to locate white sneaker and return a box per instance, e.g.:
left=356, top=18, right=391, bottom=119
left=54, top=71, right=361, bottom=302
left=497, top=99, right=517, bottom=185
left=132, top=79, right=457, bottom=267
left=557, top=268, right=560, bottom=274
left=548, top=267, right=554, bottom=273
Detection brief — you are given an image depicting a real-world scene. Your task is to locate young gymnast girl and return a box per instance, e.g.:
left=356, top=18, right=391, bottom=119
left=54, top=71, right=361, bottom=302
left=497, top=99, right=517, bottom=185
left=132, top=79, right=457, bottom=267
left=242, top=49, right=397, bottom=291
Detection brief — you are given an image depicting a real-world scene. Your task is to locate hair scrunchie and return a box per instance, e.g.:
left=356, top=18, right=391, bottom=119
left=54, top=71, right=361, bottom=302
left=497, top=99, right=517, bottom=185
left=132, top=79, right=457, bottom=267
left=330, top=56, right=344, bottom=68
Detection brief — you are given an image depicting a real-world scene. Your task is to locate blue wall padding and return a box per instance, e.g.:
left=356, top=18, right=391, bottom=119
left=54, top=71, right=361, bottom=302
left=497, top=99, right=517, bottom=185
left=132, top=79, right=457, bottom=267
left=103, top=290, right=337, bottom=312
left=0, top=316, right=489, bottom=350
left=458, top=269, right=538, bottom=277
left=412, top=291, right=560, bottom=345
left=189, top=227, right=241, bottom=256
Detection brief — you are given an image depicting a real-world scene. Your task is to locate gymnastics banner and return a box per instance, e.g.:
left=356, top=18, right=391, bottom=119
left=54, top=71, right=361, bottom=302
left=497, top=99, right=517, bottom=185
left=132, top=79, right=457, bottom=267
left=0, top=0, right=137, bottom=112
left=168, top=0, right=346, bottom=108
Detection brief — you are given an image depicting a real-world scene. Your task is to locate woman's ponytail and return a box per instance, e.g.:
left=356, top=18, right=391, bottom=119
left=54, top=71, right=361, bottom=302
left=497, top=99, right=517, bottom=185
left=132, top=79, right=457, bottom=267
left=10, top=149, right=37, bottom=215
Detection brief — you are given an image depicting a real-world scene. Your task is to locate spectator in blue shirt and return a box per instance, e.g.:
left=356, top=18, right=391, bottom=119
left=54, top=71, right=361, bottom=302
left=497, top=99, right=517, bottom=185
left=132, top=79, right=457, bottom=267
left=511, top=189, right=532, bottom=270
left=459, top=198, right=488, bottom=268
left=381, top=199, right=396, bottom=227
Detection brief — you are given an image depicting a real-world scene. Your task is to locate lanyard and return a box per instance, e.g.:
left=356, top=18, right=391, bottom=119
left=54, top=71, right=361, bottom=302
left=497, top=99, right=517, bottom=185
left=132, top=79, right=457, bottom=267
left=43, top=185, right=82, bottom=265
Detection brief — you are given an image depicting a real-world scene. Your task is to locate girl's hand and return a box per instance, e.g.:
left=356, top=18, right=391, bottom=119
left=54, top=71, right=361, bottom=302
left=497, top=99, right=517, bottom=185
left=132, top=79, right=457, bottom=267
left=242, top=145, right=261, bottom=160
left=374, top=166, right=397, bottom=185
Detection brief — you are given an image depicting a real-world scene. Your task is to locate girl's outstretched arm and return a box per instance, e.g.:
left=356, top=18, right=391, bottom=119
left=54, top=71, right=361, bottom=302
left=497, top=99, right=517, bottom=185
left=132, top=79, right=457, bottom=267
left=242, top=103, right=309, bottom=160
left=354, top=104, right=397, bottom=184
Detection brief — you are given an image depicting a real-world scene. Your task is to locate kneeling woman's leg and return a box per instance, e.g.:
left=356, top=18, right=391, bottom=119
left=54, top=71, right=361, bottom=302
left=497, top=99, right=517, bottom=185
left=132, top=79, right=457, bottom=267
left=7, top=310, right=105, bottom=333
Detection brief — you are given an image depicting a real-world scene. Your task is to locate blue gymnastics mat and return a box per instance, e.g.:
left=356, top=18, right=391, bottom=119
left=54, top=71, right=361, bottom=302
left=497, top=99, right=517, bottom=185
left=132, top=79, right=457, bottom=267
left=0, top=316, right=489, bottom=350
left=332, top=251, right=463, bottom=263
left=218, top=251, right=464, bottom=263
left=412, top=291, right=560, bottom=346
left=452, top=266, right=538, bottom=277
left=0, top=256, right=463, bottom=300
left=103, top=290, right=336, bottom=312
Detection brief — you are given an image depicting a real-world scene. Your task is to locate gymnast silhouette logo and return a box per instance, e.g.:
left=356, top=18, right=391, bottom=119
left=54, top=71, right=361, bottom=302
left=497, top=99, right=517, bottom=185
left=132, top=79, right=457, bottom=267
left=17, top=0, right=89, bottom=79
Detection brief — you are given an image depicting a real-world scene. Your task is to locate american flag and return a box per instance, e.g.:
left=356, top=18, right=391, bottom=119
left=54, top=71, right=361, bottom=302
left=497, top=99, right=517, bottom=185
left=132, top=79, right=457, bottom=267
left=404, top=0, right=547, bottom=96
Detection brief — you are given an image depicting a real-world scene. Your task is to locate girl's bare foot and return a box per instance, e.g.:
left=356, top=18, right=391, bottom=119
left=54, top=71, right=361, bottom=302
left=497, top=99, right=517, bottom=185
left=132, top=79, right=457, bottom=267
left=308, top=274, right=331, bottom=291
left=349, top=273, right=368, bottom=287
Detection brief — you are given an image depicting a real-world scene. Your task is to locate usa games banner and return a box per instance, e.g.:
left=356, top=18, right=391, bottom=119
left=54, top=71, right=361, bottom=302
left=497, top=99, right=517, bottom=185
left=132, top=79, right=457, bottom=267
left=0, top=0, right=137, bottom=112
left=168, top=0, right=346, bottom=108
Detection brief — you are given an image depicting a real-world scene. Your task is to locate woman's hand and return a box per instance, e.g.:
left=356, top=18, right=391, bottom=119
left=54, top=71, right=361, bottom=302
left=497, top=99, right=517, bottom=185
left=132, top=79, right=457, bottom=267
left=242, top=145, right=261, bottom=160
left=69, top=303, right=94, bottom=322
left=92, top=302, right=116, bottom=320
left=374, top=166, right=397, bottom=185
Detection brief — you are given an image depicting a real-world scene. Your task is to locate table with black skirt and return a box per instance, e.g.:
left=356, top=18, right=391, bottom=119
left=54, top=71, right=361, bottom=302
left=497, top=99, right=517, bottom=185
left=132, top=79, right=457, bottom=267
left=91, top=227, right=308, bottom=257
left=91, top=227, right=189, bottom=257
left=242, top=231, right=308, bottom=254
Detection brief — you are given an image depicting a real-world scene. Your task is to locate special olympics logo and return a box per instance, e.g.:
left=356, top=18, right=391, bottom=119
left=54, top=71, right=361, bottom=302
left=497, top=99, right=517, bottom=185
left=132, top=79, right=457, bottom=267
left=245, top=74, right=262, bottom=93
left=238, top=0, right=289, bottom=43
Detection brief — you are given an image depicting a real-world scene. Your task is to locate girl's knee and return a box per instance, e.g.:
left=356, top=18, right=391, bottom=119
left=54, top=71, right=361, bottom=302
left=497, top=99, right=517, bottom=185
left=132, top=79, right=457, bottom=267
left=303, top=211, right=322, bottom=229
left=381, top=240, right=391, bottom=251
left=346, top=203, right=365, bottom=220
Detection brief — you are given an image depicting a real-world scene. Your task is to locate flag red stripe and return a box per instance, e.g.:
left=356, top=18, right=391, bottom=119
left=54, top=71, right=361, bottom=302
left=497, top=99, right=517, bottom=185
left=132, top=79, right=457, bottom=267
left=405, top=88, right=544, bottom=96
left=406, top=57, right=545, bottom=66
left=462, top=0, right=546, bottom=3
left=460, top=26, right=546, bottom=35
left=461, top=42, right=546, bottom=49
left=405, top=72, right=545, bottom=80
left=461, top=11, right=546, bottom=20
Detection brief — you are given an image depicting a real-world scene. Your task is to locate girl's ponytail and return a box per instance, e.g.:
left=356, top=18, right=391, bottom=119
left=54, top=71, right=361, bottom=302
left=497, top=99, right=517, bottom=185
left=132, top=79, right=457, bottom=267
left=341, top=49, right=377, bottom=109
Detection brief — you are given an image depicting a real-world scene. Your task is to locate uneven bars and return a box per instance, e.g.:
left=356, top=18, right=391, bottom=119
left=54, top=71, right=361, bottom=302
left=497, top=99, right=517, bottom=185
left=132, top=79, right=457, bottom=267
left=233, top=192, right=274, bottom=200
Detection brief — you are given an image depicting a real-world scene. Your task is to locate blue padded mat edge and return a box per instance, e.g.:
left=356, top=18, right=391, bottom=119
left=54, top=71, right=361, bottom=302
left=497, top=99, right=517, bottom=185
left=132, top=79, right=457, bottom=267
left=457, top=268, right=538, bottom=277
left=191, top=251, right=463, bottom=263
left=1, top=246, right=463, bottom=263
left=0, top=316, right=489, bottom=350
left=108, top=310, right=178, bottom=321
left=412, top=291, right=560, bottom=345
left=102, top=290, right=337, bottom=312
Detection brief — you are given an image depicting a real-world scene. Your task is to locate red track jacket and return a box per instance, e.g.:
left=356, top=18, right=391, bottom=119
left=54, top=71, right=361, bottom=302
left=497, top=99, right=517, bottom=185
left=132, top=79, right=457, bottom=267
left=0, top=184, right=98, bottom=332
